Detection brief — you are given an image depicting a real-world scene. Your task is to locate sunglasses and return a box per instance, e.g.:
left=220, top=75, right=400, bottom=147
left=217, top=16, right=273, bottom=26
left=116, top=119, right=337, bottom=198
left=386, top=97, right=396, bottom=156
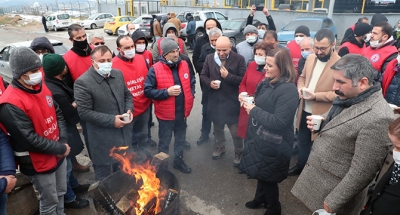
left=94, top=42, right=105, bottom=46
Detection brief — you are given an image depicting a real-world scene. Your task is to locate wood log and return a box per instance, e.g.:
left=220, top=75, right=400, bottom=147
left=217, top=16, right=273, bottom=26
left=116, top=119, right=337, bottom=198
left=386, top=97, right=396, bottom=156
left=150, top=152, right=169, bottom=172
left=6, top=185, right=38, bottom=215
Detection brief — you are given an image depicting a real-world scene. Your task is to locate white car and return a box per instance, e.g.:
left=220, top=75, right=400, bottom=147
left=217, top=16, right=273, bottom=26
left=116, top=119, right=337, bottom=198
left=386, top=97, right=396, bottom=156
left=46, top=13, right=73, bottom=31
left=80, top=13, right=114, bottom=29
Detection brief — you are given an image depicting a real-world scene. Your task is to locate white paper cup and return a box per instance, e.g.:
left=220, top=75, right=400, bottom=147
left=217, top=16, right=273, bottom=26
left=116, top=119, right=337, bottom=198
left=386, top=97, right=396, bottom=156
left=389, top=103, right=397, bottom=111
left=173, top=85, right=181, bottom=90
left=245, top=96, right=254, bottom=105
left=240, top=92, right=248, bottom=98
left=311, top=115, right=323, bottom=131
left=302, top=88, right=309, bottom=97
left=214, top=80, right=221, bottom=88
left=123, top=113, right=130, bottom=121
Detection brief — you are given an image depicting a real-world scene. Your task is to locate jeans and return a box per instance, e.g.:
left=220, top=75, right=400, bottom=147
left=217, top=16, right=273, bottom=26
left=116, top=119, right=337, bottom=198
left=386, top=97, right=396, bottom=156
left=200, top=80, right=212, bottom=136
left=148, top=104, right=153, bottom=139
left=93, top=163, right=120, bottom=182
left=157, top=112, right=186, bottom=160
left=26, top=159, right=67, bottom=215
left=253, top=180, right=281, bottom=210
left=213, top=123, right=243, bottom=153
left=0, top=194, right=6, bottom=215
left=187, top=34, right=196, bottom=50
left=131, top=107, right=151, bottom=148
left=296, top=111, right=313, bottom=169
left=64, top=158, right=79, bottom=203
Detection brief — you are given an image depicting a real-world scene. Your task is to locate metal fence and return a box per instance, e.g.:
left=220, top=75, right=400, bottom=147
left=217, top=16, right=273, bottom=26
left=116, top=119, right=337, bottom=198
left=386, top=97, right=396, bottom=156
left=0, top=1, right=96, bottom=19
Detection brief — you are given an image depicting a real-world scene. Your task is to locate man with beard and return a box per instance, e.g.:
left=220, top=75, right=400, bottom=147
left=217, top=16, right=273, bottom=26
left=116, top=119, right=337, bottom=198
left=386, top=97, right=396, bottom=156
left=288, top=29, right=339, bottom=176
left=338, top=22, right=372, bottom=57
left=292, top=54, right=395, bottom=214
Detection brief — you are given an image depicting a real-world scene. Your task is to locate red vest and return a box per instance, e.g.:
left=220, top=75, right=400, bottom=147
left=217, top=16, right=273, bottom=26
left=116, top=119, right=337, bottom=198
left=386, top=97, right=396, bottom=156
left=157, top=38, right=185, bottom=56
left=350, top=24, right=356, bottom=31
left=287, top=40, right=301, bottom=72
left=382, top=59, right=398, bottom=97
left=139, top=50, right=153, bottom=67
left=152, top=61, right=194, bottom=120
left=363, top=45, right=397, bottom=72
left=112, top=55, right=151, bottom=117
left=339, top=42, right=365, bottom=55
left=0, top=84, right=61, bottom=172
left=0, top=76, right=6, bottom=96
left=63, top=50, right=92, bottom=82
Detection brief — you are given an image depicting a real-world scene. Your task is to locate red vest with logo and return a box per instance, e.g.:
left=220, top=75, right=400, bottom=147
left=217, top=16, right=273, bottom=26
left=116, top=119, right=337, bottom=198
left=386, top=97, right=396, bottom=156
left=287, top=40, right=301, bottom=72
left=153, top=61, right=194, bottom=120
left=157, top=38, right=185, bottom=56
left=112, top=55, right=151, bottom=117
left=363, top=45, right=397, bottom=72
left=139, top=50, right=153, bottom=67
left=0, top=84, right=61, bottom=172
left=0, top=77, right=6, bottom=96
left=63, top=50, right=92, bottom=82
left=339, top=42, right=365, bottom=55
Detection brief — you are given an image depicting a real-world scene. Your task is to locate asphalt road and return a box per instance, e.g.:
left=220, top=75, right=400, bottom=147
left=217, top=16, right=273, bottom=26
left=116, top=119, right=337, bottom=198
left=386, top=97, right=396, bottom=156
left=0, top=25, right=313, bottom=215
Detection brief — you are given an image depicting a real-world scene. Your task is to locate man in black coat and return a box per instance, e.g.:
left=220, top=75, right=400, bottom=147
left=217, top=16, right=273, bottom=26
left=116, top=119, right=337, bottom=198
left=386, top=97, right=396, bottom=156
left=42, top=14, right=48, bottom=32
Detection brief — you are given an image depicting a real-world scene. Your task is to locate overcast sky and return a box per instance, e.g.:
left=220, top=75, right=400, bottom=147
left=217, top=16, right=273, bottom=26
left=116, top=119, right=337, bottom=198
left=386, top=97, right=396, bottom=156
left=0, top=0, right=96, bottom=7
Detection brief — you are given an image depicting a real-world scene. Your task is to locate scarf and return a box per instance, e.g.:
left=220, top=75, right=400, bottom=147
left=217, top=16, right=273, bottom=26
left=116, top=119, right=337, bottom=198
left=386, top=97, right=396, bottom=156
left=321, top=83, right=381, bottom=129
left=71, top=45, right=92, bottom=57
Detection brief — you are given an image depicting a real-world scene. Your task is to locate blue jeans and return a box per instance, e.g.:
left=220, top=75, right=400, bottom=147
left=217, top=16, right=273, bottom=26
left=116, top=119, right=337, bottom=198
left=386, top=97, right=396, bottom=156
left=0, top=194, right=7, bottom=215
left=64, top=158, right=79, bottom=203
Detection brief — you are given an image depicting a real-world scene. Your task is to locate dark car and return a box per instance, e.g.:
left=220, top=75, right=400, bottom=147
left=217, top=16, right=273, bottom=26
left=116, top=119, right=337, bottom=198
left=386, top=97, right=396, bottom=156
left=222, top=18, right=260, bottom=47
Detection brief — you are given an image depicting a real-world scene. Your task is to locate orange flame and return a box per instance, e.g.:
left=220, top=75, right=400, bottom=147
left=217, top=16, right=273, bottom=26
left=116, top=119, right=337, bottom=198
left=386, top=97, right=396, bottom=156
left=110, top=146, right=164, bottom=215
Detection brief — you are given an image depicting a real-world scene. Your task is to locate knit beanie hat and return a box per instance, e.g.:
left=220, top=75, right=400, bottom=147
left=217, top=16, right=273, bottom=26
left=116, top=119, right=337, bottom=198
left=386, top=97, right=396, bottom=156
left=354, top=23, right=372, bottom=37
left=295, top=25, right=310, bottom=37
left=243, top=25, right=258, bottom=35
left=161, top=37, right=179, bottom=56
left=10, top=47, right=41, bottom=79
left=42, top=54, right=66, bottom=77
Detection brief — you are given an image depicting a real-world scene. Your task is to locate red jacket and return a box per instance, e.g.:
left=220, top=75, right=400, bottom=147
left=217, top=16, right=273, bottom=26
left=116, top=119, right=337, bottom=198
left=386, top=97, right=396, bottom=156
left=112, top=55, right=151, bottom=117
left=63, top=50, right=92, bottom=82
left=287, top=40, right=301, bottom=72
left=157, top=38, right=184, bottom=56
left=0, top=76, right=6, bottom=96
left=138, top=50, right=153, bottom=67
left=363, top=44, right=397, bottom=72
left=0, top=84, right=62, bottom=172
left=339, top=42, right=365, bottom=55
left=153, top=61, right=194, bottom=120
left=382, top=59, right=398, bottom=97
left=237, top=62, right=265, bottom=139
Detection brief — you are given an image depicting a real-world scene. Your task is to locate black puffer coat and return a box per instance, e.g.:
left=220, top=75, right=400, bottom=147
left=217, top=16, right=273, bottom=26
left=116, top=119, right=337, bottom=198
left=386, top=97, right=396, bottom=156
left=239, top=78, right=298, bottom=183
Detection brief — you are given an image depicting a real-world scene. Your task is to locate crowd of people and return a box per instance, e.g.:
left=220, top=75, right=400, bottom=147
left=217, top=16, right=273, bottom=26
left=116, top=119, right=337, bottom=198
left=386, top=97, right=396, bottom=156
left=1, top=6, right=400, bottom=215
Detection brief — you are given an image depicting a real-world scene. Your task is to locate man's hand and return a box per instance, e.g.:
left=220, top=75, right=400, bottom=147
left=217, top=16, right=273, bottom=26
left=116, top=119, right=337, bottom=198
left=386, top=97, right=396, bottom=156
left=114, top=115, right=130, bottom=128
left=298, top=89, right=303, bottom=99
left=210, top=81, right=219, bottom=90
left=63, top=143, right=71, bottom=157
left=250, top=4, right=256, bottom=16
left=220, top=66, right=229, bottom=78
left=263, top=7, right=270, bottom=16
left=2, top=175, right=16, bottom=193
left=167, top=86, right=181, bottom=96
left=306, top=116, right=325, bottom=131
left=324, top=201, right=333, bottom=213
left=303, top=89, right=316, bottom=101
left=127, top=110, right=133, bottom=122
left=72, top=101, right=77, bottom=108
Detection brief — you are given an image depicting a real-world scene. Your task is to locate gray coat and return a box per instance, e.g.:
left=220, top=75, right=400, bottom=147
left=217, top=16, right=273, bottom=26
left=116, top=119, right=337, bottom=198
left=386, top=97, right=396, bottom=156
left=235, top=38, right=260, bottom=65
left=291, top=90, right=395, bottom=215
left=74, top=67, right=133, bottom=165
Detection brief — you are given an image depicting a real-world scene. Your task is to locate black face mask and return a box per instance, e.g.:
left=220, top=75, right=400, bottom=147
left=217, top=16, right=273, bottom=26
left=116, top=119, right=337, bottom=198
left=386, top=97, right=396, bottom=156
left=73, top=39, right=89, bottom=50
left=316, top=48, right=332, bottom=62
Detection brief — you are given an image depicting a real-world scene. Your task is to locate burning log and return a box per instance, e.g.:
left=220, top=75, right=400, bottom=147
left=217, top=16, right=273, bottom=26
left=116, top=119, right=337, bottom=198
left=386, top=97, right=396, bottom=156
left=89, top=181, right=125, bottom=215
left=150, top=152, right=169, bottom=172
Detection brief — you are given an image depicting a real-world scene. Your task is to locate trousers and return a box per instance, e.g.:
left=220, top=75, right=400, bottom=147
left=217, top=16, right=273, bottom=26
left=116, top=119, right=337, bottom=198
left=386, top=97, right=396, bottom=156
left=213, top=123, right=243, bottom=153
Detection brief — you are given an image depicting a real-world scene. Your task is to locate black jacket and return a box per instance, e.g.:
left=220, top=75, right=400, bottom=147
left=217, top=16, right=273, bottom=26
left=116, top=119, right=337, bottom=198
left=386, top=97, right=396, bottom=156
left=0, top=129, right=16, bottom=194
left=246, top=14, right=276, bottom=31
left=239, top=78, right=299, bottom=182
left=30, top=36, right=55, bottom=54
left=131, top=30, right=148, bottom=48
left=362, top=162, right=400, bottom=215
left=197, top=43, right=237, bottom=75
left=45, top=77, right=84, bottom=158
left=297, top=57, right=306, bottom=76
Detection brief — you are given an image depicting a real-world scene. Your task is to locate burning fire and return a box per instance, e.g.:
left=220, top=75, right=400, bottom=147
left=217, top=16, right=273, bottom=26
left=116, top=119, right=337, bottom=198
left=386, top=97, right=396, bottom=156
left=110, top=146, right=165, bottom=215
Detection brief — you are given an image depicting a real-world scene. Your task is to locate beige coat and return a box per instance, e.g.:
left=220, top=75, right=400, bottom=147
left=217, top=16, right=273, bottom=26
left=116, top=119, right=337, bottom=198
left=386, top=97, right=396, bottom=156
left=291, top=90, right=395, bottom=215
left=167, top=12, right=181, bottom=36
left=297, top=52, right=340, bottom=140
left=153, top=20, right=162, bottom=37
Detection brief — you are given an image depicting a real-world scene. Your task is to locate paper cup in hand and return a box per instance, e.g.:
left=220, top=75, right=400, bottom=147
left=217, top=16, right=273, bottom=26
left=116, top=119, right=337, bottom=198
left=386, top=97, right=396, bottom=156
left=240, top=92, right=248, bottom=98
left=389, top=103, right=397, bottom=111
left=302, top=88, right=309, bottom=97
left=214, top=80, right=221, bottom=88
left=311, top=115, right=323, bottom=131
left=122, top=113, right=130, bottom=122
left=245, top=96, right=254, bottom=105
left=173, top=85, right=181, bottom=90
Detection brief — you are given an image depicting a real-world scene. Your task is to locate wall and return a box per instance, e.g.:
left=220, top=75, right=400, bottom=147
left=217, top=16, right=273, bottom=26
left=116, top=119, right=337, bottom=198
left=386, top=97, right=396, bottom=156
left=160, top=5, right=400, bottom=40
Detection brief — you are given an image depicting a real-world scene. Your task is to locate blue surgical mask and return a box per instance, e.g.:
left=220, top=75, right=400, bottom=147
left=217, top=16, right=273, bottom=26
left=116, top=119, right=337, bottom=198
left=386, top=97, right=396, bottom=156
left=301, top=51, right=311, bottom=59
left=214, top=52, right=221, bottom=66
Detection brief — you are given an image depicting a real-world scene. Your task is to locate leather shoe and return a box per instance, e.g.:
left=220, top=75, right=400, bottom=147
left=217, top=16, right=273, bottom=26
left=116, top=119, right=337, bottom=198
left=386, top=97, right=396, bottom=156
left=65, top=197, right=89, bottom=209
left=173, top=158, right=191, bottom=174
left=245, top=199, right=267, bottom=209
left=147, top=138, right=157, bottom=147
left=196, top=135, right=209, bottom=145
left=288, top=166, right=302, bottom=176
left=72, top=184, right=90, bottom=193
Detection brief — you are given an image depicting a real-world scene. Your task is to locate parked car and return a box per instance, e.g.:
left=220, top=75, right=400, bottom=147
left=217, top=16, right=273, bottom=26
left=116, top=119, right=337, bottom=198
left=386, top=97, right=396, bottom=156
left=117, top=13, right=167, bottom=37
left=104, top=16, right=136, bottom=35
left=221, top=18, right=261, bottom=47
left=80, top=13, right=114, bottom=29
left=0, top=40, right=69, bottom=82
left=277, top=17, right=337, bottom=46
left=46, top=13, right=73, bottom=31
left=180, top=10, right=228, bottom=40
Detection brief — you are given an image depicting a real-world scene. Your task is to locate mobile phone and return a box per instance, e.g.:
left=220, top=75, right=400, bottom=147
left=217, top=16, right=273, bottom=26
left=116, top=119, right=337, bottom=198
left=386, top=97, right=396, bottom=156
left=256, top=6, right=264, bottom=11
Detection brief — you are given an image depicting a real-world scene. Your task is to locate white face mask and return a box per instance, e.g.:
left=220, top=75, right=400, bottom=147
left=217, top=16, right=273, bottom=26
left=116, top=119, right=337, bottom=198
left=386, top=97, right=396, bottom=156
left=258, top=30, right=265, bottom=39
left=124, top=49, right=135, bottom=59
left=295, top=36, right=304, bottom=45
left=210, top=44, right=215, bottom=49
left=206, top=30, right=211, bottom=36
left=246, top=35, right=257, bottom=44
left=393, top=149, right=400, bottom=165
left=370, top=38, right=383, bottom=48
left=129, top=30, right=135, bottom=35
left=38, top=54, right=43, bottom=62
left=254, top=56, right=266, bottom=65
left=214, top=51, right=221, bottom=66
left=312, top=209, right=336, bottom=215
left=167, top=33, right=175, bottom=37
left=23, top=72, right=42, bottom=86
left=94, top=61, right=112, bottom=76
left=136, top=44, right=146, bottom=53
left=364, top=33, right=371, bottom=42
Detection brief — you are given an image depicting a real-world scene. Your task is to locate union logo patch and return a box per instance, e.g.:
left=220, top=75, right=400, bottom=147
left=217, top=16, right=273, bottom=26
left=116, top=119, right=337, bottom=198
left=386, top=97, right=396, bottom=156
left=370, top=54, right=380, bottom=63
left=184, top=73, right=189, bottom=79
left=46, top=96, right=53, bottom=108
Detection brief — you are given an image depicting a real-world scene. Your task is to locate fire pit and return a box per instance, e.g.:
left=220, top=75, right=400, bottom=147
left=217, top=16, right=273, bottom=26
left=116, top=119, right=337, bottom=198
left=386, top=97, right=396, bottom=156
left=89, top=148, right=180, bottom=215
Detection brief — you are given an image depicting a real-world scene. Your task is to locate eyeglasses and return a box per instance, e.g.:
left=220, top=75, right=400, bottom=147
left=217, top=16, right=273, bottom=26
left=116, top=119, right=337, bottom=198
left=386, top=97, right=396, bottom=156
left=313, top=45, right=332, bottom=52
left=94, top=42, right=105, bottom=46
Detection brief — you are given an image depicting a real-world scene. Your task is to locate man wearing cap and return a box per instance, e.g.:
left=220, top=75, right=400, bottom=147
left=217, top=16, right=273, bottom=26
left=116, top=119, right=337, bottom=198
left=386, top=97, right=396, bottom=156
left=236, top=25, right=260, bottom=65
left=74, top=46, right=134, bottom=181
left=144, top=37, right=195, bottom=174
left=42, top=54, right=90, bottom=209
left=0, top=47, right=70, bottom=215
left=341, top=17, right=369, bottom=44
left=286, top=25, right=310, bottom=73
left=338, top=23, right=372, bottom=57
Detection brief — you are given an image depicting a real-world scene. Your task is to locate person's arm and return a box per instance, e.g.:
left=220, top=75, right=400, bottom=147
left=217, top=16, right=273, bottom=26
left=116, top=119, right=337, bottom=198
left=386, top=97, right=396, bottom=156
left=200, top=55, right=212, bottom=87
left=197, top=46, right=208, bottom=73
left=52, top=93, right=80, bottom=125
left=192, top=37, right=204, bottom=73
left=224, top=56, right=246, bottom=86
left=325, top=117, right=393, bottom=212
left=0, top=129, right=16, bottom=177
left=152, top=42, right=159, bottom=63
left=338, top=47, right=349, bottom=57
left=381, top=53, right=397, bottom=75
left=246, top=5, right=256, bottom=26
left=54, top=100, right=68, bottom=143
left=266, top=15, right=276, bottom=31
left=144, top=67, right=170, bottom=100
left=183, top=43, right=189, bottom=56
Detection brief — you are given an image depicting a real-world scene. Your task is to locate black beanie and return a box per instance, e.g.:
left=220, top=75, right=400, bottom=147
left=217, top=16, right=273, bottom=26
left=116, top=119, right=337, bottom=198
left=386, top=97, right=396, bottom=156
left=354, top=23, right=372, bottom=37
left=295, top=25, right=310, bottom=37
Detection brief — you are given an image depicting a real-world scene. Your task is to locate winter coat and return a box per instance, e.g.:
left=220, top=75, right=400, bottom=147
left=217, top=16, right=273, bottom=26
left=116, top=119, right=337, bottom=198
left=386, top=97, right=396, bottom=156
left=74, top=67, right=133, bottom=165
left=186, top=17, right=196, bottom=36
left=0, top=129, right=16, bottom=194
left=236, top=38, right=261, bottom=65
left=383, top=59, right=400, bottom=106
left=131, top=30, right=148, bottom=48
left=197, top=43, right=237, bottom=75
left=44, top=77, right=84, bottom=158
left=30, top=36, right=55, bottom=54
left=239, top=78, right=298, bottom=182
left=200, top=51, right=246, bottom=125
left=291, top=90, right=395, bottom=215
left=338, top=35, right=366, bottom=57
left=167, top=12, right=181, bottom=36
left=153, top=20, right=162, bottom=37
left=152, top=23, right=188, bottom=63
